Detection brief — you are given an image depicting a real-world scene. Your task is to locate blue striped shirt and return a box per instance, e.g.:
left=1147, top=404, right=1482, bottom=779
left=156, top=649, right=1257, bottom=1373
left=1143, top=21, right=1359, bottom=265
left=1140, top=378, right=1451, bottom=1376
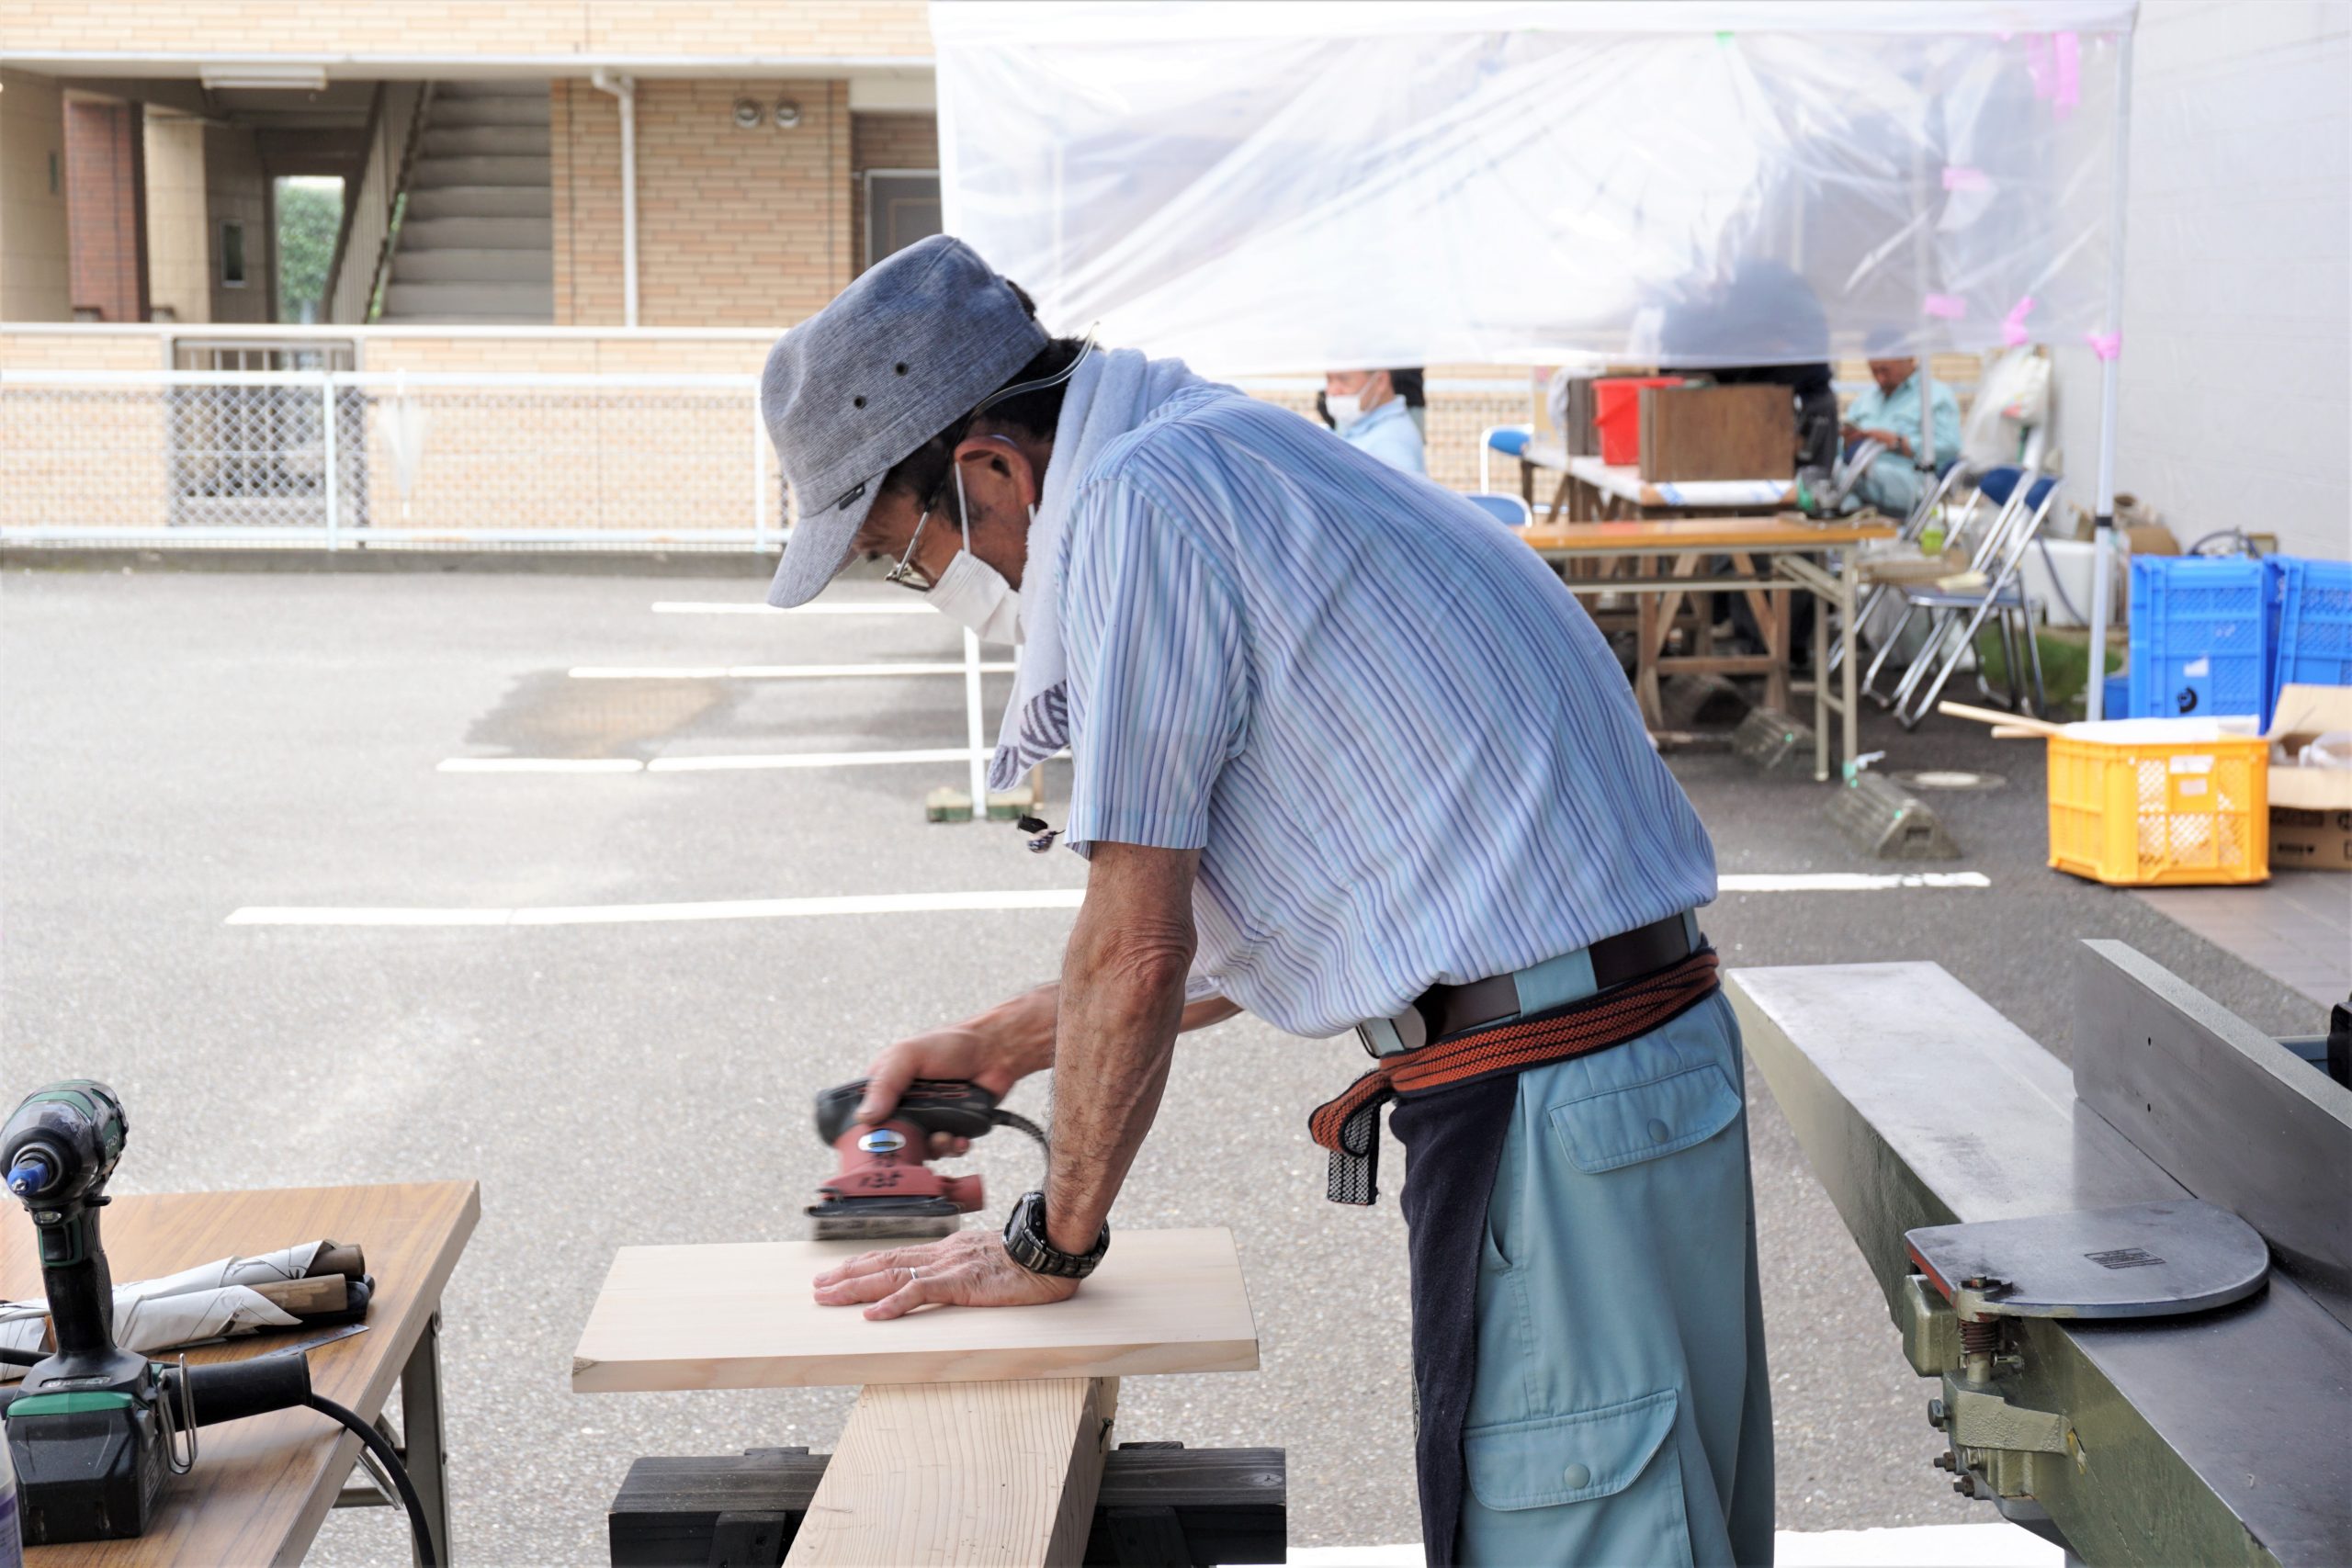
left=1058, top=385, right=1716, bottom=1039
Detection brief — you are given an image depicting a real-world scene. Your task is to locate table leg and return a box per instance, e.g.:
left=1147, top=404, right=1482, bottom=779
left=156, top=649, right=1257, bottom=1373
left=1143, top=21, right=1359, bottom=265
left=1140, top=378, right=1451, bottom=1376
left=401, top=1310, right=453, bottom=1566
left=1770, top=581, right=1792, bottom=718
left=1840, top=558, right=1860, bottom=778
left=1813, top=566, right=1831, bottom=782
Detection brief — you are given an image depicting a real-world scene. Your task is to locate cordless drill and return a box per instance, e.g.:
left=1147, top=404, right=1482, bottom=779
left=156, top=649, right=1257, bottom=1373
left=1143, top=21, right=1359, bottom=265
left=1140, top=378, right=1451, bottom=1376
left=1, top=1081, right=325, bottom=1545
left=2, top=1080, right=171, bottom=1541
left=805, top=1078, right=1046, bottom=1242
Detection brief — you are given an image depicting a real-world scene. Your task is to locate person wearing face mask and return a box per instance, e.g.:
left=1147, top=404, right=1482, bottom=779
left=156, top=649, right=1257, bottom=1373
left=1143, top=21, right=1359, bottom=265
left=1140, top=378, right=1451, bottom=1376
left=1318, top=367, right=1427, bottom=476
left=759, top=238, right=1767, bottom=1568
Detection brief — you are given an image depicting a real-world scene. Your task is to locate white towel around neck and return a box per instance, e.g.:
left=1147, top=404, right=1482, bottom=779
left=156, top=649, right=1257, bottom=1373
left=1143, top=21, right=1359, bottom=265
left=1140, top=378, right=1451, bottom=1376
left=988, top=347, right=1205, bottom=791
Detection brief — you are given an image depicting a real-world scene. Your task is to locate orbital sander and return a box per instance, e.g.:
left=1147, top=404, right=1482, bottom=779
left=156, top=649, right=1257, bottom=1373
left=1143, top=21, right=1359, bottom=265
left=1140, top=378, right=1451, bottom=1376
left=805, top=1077, right=1046, bottom=1242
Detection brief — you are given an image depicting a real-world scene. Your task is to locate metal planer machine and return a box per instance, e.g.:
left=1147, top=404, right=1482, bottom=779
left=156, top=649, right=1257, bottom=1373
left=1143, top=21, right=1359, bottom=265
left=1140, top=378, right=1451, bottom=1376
left=1729, top=941, right=2350, bottom=1567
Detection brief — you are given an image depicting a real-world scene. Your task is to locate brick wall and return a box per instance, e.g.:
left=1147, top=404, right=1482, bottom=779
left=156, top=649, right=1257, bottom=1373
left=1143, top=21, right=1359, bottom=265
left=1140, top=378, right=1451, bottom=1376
left=850, top=112, right=937, bottom=274
left=0, top=70, right=71, bottom=320
left=553, top=79, right=852, bottom=328
left=63, top=96, right=146, bottom=322
left=0, top=2, right=932, bottom=57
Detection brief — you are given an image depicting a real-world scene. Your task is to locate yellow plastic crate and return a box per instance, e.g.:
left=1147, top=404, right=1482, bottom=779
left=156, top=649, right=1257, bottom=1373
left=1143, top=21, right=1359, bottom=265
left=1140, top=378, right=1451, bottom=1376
left=2046, top=724, right=2269, bottom=886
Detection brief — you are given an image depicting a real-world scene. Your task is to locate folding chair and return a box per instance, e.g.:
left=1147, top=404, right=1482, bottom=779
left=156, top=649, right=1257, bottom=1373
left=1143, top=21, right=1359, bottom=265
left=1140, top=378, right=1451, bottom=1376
left=1462, top=491, right=1533, bottom=528
left=1826, top=457, right=1983, bottom=676
left=1886, top=473, right=2059, bottom=728
left=1479, top=424, right=1533, bottom=495
left=1858, top=463, right=2033, bottom=705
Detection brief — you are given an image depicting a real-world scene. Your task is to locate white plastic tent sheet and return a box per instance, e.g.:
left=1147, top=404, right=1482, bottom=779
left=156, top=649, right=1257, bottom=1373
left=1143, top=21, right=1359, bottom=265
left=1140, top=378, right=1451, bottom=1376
left=934, top=1, right=2135, bottom=374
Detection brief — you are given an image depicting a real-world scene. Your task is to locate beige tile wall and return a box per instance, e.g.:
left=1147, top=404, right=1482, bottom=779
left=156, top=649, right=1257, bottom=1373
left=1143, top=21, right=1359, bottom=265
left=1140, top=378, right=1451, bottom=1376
left=141, top=111, right=209, bottom=322
left=2, top=71, right=72, bottom=320
left=202, top=123, right=273, bottom=323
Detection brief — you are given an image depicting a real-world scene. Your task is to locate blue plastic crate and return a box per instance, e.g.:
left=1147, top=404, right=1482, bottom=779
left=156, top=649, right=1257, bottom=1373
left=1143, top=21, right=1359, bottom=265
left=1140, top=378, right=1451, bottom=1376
left=2127, top=557, right=2273, bottom=721
left=2101, top=671, right=2130, bottom=717
left=2271, top=557, right=2352, bottom=705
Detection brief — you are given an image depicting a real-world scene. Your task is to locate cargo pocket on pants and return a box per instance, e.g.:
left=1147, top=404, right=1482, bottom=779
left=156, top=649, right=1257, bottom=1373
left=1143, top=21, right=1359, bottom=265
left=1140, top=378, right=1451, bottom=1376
left=1463, top=1388, right=1691, bottom=1567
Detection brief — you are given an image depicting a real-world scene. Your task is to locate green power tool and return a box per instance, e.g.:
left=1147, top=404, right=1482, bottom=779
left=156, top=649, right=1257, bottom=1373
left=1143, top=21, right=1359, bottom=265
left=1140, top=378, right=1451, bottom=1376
left=0, top=1081, right=434, bottom=1555
left=1, top=1080, right=175, bottom=1542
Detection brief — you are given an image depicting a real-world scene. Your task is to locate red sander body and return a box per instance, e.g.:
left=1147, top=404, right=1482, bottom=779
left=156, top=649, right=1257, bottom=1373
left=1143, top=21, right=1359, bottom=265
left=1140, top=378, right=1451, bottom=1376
left=806, top=1077, right=1046, bottom=1242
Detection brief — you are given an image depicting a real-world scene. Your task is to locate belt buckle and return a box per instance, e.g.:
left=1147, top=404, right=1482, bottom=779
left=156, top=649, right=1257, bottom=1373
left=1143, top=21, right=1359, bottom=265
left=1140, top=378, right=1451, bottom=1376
left=1356, top=1008, right=1430, bottom=1061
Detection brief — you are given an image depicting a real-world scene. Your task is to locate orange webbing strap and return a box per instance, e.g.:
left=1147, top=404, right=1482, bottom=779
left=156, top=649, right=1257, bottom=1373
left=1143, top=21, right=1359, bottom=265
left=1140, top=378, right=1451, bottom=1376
left=1309, top=948, right=1721, bottom=1204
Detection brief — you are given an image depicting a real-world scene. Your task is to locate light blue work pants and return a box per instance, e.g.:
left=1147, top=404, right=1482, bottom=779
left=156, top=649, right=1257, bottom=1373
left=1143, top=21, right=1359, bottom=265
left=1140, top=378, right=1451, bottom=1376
left=1850, top=457, right=1928, bottom=520
left=1457, top=990, right=1774, bottom=1565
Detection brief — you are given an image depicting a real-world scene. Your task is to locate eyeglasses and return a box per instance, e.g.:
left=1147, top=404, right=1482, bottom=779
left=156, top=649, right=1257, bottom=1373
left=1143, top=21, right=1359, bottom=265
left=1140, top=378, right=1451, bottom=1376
left=883, top=508, right=937, bottom=592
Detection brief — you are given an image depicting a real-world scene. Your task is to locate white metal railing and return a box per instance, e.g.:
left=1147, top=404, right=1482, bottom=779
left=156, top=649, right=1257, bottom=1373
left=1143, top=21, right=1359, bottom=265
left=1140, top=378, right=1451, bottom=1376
left=325, top=82, right=429, bottom=326
left=0, top=335, right=1542, bottom=547
left=1, top=367, right=781, bottom=548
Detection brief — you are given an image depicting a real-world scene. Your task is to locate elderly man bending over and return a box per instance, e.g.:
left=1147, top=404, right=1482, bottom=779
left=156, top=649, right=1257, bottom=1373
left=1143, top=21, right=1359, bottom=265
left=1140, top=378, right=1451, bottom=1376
left=761, top=237, right=1772, bottom=1567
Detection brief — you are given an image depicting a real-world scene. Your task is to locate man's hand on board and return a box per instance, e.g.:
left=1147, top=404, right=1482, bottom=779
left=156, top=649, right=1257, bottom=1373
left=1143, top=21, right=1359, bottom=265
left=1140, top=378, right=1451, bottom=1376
left=811, top=1230, right=1080, bottom=1319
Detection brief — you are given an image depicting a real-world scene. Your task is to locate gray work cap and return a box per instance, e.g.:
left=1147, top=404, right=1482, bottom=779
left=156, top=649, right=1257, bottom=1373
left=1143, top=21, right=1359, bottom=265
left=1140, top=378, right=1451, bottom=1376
left=760, top=235, right=1049, bottom=608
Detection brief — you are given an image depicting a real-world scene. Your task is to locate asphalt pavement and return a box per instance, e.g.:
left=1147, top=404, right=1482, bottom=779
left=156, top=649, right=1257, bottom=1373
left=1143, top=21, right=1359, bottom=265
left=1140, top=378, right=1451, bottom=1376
left=0, top=564, right=2328, bottom=1564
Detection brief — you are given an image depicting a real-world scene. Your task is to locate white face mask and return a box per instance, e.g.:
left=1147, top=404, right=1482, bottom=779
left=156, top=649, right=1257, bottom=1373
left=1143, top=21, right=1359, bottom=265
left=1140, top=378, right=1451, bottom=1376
left=927, top=457, right=1024, bottom=645
left=1325, top=390, right=1363, bottom=432
left=930, top=547, right=1023, bottom=645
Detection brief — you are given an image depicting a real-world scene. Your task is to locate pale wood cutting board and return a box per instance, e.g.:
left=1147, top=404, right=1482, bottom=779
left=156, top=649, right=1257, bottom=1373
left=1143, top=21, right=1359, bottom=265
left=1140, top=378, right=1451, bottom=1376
left=571, top=1226, right=1258, bottom=1393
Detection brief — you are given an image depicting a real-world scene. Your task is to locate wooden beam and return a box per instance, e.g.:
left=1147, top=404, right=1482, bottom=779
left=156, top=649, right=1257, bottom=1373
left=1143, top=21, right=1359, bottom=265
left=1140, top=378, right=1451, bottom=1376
left=785, top=1377, right=1116, bottom=1567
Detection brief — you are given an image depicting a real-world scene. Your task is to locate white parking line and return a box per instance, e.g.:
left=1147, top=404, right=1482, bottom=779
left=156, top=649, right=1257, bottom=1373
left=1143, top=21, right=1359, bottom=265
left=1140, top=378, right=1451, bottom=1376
left=229, top=874, right=1988, bottom=929
left=650, top=600, right=939, bottom=615
left=647, top=747, right=981, bottom=772
left=568, top=661, right=1014, bottom=680
left=1719, top=872, right=1990, bottom=891
left=226, top=889, right=1087, bottom=928
left=438, top=747, right=1070, bottom=773
left=436, top=758, right=647, bottom=773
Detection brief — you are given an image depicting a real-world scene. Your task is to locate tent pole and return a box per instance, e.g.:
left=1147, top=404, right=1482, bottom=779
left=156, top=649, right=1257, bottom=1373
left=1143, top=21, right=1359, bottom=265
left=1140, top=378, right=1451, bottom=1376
left=2086, top=28, right=2135, bottom=719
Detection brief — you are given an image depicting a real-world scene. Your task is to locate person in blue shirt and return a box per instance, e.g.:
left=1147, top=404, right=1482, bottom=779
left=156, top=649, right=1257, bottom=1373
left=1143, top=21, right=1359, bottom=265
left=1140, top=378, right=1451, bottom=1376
left=1319, top=367, right=1427, bottom=475
left=1842, top=353, right=1962, bottom=518
left=760, top=239, right=1770, bottom=1567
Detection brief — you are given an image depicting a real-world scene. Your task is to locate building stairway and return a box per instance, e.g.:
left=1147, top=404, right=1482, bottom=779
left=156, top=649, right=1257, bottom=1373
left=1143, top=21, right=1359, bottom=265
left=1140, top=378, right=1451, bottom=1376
left=379, top=81, right=553, bottom=322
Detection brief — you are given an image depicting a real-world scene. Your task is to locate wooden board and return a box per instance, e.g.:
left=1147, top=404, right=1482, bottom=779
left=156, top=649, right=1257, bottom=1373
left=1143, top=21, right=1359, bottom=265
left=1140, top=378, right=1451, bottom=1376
left=3, top=1181, right=479, bottom=1568
left=1637, top=384, right=1796, bottom=481
left=571, top=1227, right=1258, bottom=1393
left=783, top=1378, right=1114, bottom=1566
left=1515, top=515, right=1896, bottom=553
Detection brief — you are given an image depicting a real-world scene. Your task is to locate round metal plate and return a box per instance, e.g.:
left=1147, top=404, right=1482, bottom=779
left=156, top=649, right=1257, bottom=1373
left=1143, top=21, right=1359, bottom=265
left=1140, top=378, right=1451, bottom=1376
left=1894, top=769, right=2007, bottom=792
left=1905, top=1200, right=2270, bottom=1320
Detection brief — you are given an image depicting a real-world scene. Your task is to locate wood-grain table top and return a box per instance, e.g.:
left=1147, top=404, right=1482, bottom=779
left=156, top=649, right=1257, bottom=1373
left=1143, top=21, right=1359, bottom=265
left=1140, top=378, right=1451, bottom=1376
left=3, top=1181, right=479, bottom=1568
left=1514, top=515, right=1898, bottom=553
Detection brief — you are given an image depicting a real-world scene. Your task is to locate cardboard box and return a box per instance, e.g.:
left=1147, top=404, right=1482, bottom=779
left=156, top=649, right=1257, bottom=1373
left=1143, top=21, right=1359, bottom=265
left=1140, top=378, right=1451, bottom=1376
left=1635, top=384, right=1794, bottom=481
left=2264, top=684, right=2352, bottom=871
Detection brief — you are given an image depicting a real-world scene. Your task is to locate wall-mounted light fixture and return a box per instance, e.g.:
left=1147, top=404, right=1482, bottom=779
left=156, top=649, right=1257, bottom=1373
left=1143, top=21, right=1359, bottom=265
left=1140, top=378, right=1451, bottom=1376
left=199, top=62, right=328, bottom=92
left=775, top=99, right=802, bottom=130
left=732, top=97, right=763, bottom=130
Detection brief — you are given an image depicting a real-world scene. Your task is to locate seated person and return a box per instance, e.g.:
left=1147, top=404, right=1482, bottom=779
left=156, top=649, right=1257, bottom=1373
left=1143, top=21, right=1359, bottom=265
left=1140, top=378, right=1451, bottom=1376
left=1842, top=348, right=1962, bottom=517
left=1317, top=367, right=1426, bottom=475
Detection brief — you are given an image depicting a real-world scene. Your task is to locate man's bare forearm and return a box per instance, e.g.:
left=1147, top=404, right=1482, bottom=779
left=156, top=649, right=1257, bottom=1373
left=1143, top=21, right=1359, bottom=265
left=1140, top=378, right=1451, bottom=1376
left=1041, top=845, right=1200, bottom=1256
left=959, top=983, right=1061, bottom=1077
left=967, top=978, right=1234, bottom=1077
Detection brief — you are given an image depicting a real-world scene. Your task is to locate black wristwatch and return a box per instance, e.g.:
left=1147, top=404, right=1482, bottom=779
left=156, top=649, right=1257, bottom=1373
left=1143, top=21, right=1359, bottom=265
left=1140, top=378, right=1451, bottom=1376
left=1002, top=1190, right=1110, bottom=1280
